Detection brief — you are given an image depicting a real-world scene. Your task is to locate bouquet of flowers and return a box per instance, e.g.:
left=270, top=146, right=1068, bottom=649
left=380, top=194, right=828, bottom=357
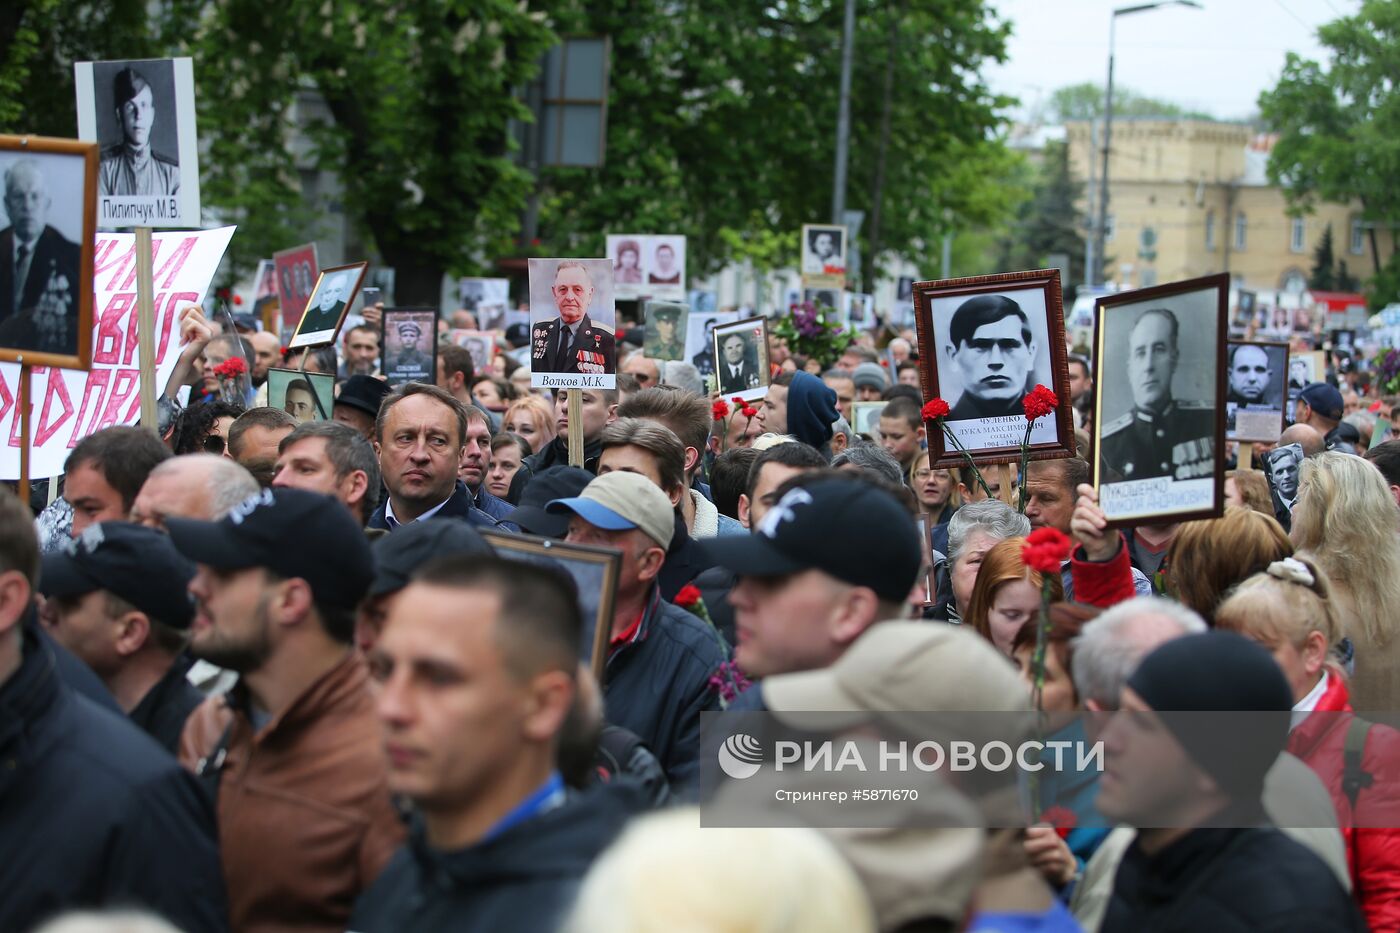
left=212, top=356, right=249, bottom=405
left=713, top=397, right=761, bottom=451
left=674, top=584, right=751, bottom=708
left=1373, top=348, right=1400, bottom=396
left=770, top=299, right=856, bottom=368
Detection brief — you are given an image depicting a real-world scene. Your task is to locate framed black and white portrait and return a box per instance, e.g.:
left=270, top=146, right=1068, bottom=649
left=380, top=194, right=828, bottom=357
left=267, top=368, right=334, bottom=424
left=0, top=135, right=97, bottom=369
left=381, top=307, right=438, bottom=386
left=644, top=300, right=688, bottom=362
left=1091, top=272, right=1228, bottom=527
left=1263, top=442, right=1303, bottom=522
left=448, top=329, right=494, bottom=374
left=801, top=224, right=846, bottom=288
left=74, top=58, right=200, bottom=229
left=712, top=316, right=770, bottom=402
left=913, top=268, right=1074, bottom=468
left=482, top=530, right=619, bottom=680
left=457, top=277, right=509, bottom=331
left=684, top=311, right=739, bottom=380
left=288, top=262, right=367, bottom=350
left=1287, top=350, right=1326, bottom=398
left=850, top=401, right=888, bottom=439
left=527, top=257, right=616, bottom=390
left=1226, top=340, right=1288, bottom=443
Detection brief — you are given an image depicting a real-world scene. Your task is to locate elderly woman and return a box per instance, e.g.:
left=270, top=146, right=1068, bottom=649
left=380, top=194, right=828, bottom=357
left=932, top=500, right=1030, bottom=624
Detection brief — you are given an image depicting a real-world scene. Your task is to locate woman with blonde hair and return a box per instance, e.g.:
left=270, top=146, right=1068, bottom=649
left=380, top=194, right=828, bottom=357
left=502, top=394, right=557, bottom=454
left=1164, top=507, right=1293, bottom=624
left=1216, top=556, right=1400, bottom=931
left=1290, top=451, right=1400, bottom=710
left=966, top=536, right=1064, bottom=656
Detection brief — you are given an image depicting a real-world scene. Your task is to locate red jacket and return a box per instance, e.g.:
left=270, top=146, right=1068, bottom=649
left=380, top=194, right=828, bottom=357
left=1289, top=674, right=1400, bottom=932
left=1068, top=534, right=1137, bottom=608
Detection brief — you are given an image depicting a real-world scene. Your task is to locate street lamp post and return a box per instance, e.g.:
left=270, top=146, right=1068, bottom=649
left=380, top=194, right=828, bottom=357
left=1093, top=0, right=1202, bottom=286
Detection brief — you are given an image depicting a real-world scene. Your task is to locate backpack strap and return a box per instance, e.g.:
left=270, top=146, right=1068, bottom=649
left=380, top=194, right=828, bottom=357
left=1341, top=716, right=1374, bottom=812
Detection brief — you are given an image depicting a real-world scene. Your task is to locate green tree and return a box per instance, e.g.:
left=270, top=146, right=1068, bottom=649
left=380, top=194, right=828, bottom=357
left=996, top=140, right=1085, bottom=288
left=1258, top=0, right=1400, bottom=308
left=1045, top=81, right=1214, bottom=122
left=1309, top=223, right=1337, bottom=291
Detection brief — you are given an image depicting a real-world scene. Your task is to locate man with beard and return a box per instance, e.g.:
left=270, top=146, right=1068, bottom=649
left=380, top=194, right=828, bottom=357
left=173, top=488, right=404, bottom=932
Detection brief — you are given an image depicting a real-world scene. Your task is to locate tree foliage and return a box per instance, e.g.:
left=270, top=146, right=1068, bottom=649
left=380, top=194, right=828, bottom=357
left=996, top=140, right=1084, bottom=288
left=1044, top=82, right=1214, bottom=122
left=1259, top=0, right=1399, bottom=307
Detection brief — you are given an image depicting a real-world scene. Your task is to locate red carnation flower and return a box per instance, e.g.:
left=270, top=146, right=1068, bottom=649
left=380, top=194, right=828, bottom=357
left=212, top=357, right=247, bottom=379
left=674, top=584, right=703, bottom=609
left=1022, top=384, right=1059, bottom=422
left=712, top=400, right=731, bottom=421
left=732, top=396, right=745, bottom=405
left=1039, top=805, right=1078, bottom=839
left=921, top=398, right=951, bottom=422
left=880, top=359, right=889, bottom=367
left=232, top=294, right=244, bottom=307
left=741, top=405, right=758, bottom=419
left=1021, top=526, right=1073, bottom=573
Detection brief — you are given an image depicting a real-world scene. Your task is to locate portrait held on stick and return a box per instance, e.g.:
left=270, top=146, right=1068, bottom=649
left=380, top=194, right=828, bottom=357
left=711, top=316, right=771, bottom=402
left=1225, top=340, right=1289, bottom=443
left=381, top=308, right=438, bottom=386
left=0, top=135, right=97, bottom=369
left=287, top=261, right=368, bottom=350
left=913, top=268, right=1074, bottom=468
left=1091, top=272, right=1228, bottom=526
left=800, top=223, right=846, bottom=289
left=266, top=368, right=334, bottom=424
left=74, top=57, right=201, bottom=228
left=528, top=257, right=617, bottom=390
left=643, top=300, right=688, bottom=362
left=606, top=234, right=687, bottom=301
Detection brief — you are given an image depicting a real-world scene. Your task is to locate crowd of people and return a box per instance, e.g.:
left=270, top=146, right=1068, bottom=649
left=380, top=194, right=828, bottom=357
left=2, top=296, right=1398, bottom=933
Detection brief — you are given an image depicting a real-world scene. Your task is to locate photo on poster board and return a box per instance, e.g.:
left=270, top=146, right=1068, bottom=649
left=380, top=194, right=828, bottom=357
left=267, top=368, right=334, bottom=424
left=448, top=329, right=495, bottom=374
left=644, top=300, right=688, bottom=361
left=252, top=258, right=279, bottom=331
left=1263, top=442, right=1303, bottom=525
left=1090, top=272, right=1228, bottom=527
left=606, top=234, right=687, bottom=301
left=457, top=277, right=510, bottom=330
left=1287, top=350, right=1326, bottom=397
left=381, top=307, right=438, bottom=385
left=1226, top=340, right=1288, bottom=443
left=527, top=258, right=616, bottom=390
left=0, top=135, right=97, bottom=369
left=273, top=243, right=319, bottom=338
left=801, top=224, right=846, bottom=288
left=845, top=292, right=873, bottom=326
left=851, top=401, right=888, bottom=440
left=802, top=287, right=842, bottom=314
left=712, top=316, right=770, bottom=402
left=684, top=311, right=740, bottom=379
left=913, top=268, right=1073, bottom=468
left=74, top=58, right=200, bottom=229
left=1330, top=329, right=1356, bottom=353
left=481, top=530, right=618, bottom=681
left=287, top=261, right=367, bottom=350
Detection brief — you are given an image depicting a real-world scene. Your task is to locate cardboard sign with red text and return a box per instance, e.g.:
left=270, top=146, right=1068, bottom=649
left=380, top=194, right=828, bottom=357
left=0, top=226, right=234, bottom=479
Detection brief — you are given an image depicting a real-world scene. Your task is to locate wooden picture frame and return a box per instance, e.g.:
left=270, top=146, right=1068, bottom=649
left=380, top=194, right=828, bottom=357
left=850, top=401, right=888, bottom=439
left=287, top=261, right=367, bottom=350
left=266, top=367, right=333, bottom=423
left=712, top=315, right=770, bottom=403
left=0, top=135, right=98, bottom=370
left=912, top=268, right=1074, bottom=468
left=381, top=307, right=438, bottom=386
left=1226, top=340, right=1290, bottom=443
left=1090, top=272, right=1229, bottom=528
left=480, top=530, right=620, bottom=681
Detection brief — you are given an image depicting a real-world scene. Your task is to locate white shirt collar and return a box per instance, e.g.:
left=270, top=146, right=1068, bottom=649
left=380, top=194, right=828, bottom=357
left=1290, top=670, right=1329, bottom=731
left=384, top=494, right=452, bottom=529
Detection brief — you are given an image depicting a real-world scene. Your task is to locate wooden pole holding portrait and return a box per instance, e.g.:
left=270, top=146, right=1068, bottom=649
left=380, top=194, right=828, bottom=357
left=135, top=227, right=158, bottom=429
left=567, top=390, right=584, bottom=467
left=18, top=362, right=31, bottom=494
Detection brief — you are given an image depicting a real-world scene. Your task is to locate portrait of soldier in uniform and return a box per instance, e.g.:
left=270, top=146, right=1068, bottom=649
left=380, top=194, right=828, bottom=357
left=530, top=260, right=616, bottom=377
left=383, top=312, right=435, bottom=384
left=716, top=331, right=761, bottom=395
left=1100, top=307, right=1215, bottom=482
left=0, top=157, right=81, bottom=356
left=98, top=66, right=180, bottom=198
left=644, top=302, right=687, bottom=361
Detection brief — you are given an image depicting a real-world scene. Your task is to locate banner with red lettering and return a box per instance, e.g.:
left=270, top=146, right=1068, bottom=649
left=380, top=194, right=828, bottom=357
left=0, top=226, right=235, bottom=480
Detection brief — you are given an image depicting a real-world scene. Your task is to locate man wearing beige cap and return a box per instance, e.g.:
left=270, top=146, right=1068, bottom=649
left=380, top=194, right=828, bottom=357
left=547, top=471, right=728, bottom=789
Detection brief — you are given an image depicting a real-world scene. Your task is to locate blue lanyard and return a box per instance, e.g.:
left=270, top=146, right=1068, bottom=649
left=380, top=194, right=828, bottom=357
left=482, top=771, right=566, bottom=843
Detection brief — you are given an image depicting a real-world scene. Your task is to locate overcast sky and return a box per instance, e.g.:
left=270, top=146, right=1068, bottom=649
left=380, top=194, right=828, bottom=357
left=984, top=0, right=1357, bottom=122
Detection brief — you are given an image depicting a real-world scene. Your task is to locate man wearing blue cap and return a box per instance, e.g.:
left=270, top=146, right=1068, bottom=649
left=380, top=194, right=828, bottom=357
left=40, top=521, right=204, bottom=753
left=547, top=471, right=727, bottom=788
left=171, top=488, right=404, bottom=932
left=1295, top=382, right=1355, bottom=454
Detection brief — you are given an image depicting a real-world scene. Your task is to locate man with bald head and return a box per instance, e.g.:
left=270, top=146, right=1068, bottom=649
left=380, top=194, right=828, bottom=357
left=130, top=454, right=261, bottom=531
left=0, top=158, right=81, bottom=354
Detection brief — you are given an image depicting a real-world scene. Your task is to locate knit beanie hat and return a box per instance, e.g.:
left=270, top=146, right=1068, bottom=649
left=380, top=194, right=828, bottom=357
left=786, top=371, right=840, bottom=450
left=853, top=361, right=889, bottom=391
left=1127, top=631, right=1292, bottom=801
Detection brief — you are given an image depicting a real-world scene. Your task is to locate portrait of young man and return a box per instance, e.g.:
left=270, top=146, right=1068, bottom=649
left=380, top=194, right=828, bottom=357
left=97, top=65, right=179, bottom=198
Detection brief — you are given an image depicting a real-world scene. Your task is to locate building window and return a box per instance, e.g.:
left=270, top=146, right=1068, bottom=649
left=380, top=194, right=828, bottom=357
left=1290, top=217, right=1305, bottom=253
left=1234, top=212, right=1247, bottom=251
left=1205, top=210, right=1216, bottom=251
left=1104, top=213, right=1116, bottom=243
left=1351, top=217, right=1365, bottom=255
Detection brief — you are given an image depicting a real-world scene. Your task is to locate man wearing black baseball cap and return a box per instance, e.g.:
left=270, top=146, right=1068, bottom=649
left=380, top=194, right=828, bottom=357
left=703, top=474, right=921, bottom=707
left=1295, top=382, right=1356, bottom=454
left=169, top=488, right=404, bottom=931
left=39, top=521, right=204, bottom=753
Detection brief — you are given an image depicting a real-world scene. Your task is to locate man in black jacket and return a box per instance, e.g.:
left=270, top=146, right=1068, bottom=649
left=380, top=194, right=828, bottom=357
left=351, top=556, right=643, bottom=932
left=522, top=386, right=617, bottom=476
left=548, top=470, right=727, bottom=788
left=1100, top=632, right=1364, bottom=933
left=0, top=488, right=228, bottom=932
left=367, top=382, right=505, bottom=532
left=38, top=521, right=204, bottom=753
